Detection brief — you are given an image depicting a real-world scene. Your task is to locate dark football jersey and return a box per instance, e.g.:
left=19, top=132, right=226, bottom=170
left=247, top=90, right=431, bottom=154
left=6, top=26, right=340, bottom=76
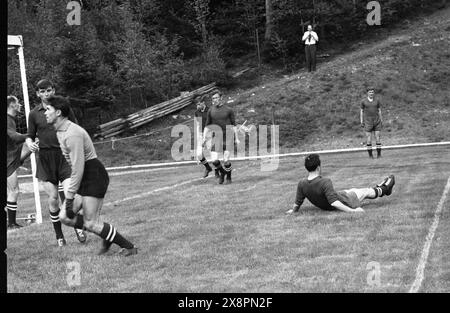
left=361, top=98, right=381, bottom=121
left=295, top=176, right=340, bottom=211
left=205, top=104, right=236, bottom=132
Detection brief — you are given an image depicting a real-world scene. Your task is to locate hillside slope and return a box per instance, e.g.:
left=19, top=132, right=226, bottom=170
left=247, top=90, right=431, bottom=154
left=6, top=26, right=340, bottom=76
left=94, top=7, right=450, bottom=167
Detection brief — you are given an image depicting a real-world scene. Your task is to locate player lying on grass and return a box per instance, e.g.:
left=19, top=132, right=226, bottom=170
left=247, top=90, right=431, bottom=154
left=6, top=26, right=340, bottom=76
left=45, top=95, right=137, bottom=256
left=286, top=154, right=395, bottom=214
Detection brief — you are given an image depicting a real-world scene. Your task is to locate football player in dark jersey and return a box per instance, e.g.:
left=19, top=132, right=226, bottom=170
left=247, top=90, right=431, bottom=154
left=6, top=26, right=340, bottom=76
left=286, top=154, right=395, bottom=214
left=202, top=90, right=240, bottom=184
left=360, top=87, right=383, bottom=158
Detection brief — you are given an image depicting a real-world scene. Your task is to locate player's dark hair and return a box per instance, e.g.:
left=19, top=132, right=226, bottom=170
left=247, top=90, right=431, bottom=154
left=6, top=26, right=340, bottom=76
left=7, top=95, right=19, bottom=108
left=46, top=95, right=71, bottom=118
left=35, top=79, right=55, bottom=91
left=212, top=89, right=222, bottom=97
left=366, top=86, right=375, bottom=92
left=304, top=154, right=321, bottom=172
left=193, top=94, right=205, bottom=102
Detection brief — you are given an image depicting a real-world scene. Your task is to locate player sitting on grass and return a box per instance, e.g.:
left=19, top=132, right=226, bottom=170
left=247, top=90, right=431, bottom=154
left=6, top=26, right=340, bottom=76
left=286, top=154, right=395, bottom=214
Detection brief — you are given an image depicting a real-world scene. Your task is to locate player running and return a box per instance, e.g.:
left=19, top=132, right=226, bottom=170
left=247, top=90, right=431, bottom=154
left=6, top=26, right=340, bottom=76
left=202, top=90, right=240, bottom=184
left=6, top=96, right=32, bottom=229
left=286, top=154, right=395, bottom=214
left=360, top=87, right=383, bottom=158
left=45, top=95, right=137, bottom=256
left=193, top=94, right=213, bottom=178
left=25, top=79, right=86, bottom=246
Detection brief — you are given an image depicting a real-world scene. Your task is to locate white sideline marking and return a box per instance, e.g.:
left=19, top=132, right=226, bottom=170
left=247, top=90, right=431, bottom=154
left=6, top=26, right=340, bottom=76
left=17, top=141, right=450, bottom=179
left=409, top=175, right=450, bottom=293
left=103, top=177, right=204, bottom=207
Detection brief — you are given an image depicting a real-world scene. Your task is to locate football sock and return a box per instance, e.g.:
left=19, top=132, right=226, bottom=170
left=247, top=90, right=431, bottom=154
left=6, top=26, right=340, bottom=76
left=49, top=209, right=64, bottom=239
left=73, top=214, right=84, bottom=229
left=223, top=161, right=232, bottom=178
left=200, top=157, right=212, bottom=170
left=372, top=185, right=388, bottom=197
left=99, top=223, right=134, bottom=249
left=6, top=201, right=17, bottom=225
left=58, top=184, right=65, bottom=202
left=376, top=142, right=382, bottom=157
left=367, top=144, right=373, bottom=158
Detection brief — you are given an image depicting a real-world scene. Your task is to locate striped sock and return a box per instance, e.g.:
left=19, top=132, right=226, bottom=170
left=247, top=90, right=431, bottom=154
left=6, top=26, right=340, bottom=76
left=99, top=223, right=134, bottom=249
left=373, top=186, right=388, bottom=197
left=6, top=201, right=17, bottom=225
left=49, top=209, right=64, bottom=239
left=58, top=184, right=65, bottom=202
left=376, top=142, right=382, bottom=157
left=223, top=162, right=232, bottom=178
left=366, top=144, right=373, bottom=157
left=200, top=157, right=212, bottom=170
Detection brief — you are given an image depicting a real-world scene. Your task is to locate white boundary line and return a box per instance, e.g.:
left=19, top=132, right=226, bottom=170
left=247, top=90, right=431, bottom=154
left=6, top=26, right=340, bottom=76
left=103, top=177, right=204, bottom=207
left=17, top=141, right=450, bottom=179
left=409, top=175, right=450, bottom=293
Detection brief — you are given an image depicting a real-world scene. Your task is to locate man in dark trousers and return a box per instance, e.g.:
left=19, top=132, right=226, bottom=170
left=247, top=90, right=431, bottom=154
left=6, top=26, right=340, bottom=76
left=302, top=25, right=319, bottom=72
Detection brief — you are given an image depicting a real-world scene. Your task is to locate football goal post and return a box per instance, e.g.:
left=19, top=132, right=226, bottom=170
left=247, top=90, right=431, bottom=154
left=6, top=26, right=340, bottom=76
left=8, top=35, right=43, bottom=224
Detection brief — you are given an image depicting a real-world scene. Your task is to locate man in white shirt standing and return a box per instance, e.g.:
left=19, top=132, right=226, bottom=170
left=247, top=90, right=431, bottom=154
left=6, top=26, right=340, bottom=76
left=302, top=25, right=319, bottom=72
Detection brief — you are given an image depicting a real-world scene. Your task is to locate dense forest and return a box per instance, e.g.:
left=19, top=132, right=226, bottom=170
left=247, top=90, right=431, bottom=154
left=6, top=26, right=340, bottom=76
left=7, top=0, right=447, bottom=132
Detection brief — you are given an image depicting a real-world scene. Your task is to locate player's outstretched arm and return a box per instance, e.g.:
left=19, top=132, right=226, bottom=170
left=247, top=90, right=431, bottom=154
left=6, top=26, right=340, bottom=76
left=331, top=200, right=364, bottom=213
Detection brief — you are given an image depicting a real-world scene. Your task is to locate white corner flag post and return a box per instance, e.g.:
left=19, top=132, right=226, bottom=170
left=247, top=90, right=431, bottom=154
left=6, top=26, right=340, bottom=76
left=9, top=35, right=43, bottom=224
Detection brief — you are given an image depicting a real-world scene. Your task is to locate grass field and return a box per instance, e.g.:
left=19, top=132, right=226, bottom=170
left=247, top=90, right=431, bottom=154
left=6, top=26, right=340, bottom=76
left=7, top=145, right=450, bottom=293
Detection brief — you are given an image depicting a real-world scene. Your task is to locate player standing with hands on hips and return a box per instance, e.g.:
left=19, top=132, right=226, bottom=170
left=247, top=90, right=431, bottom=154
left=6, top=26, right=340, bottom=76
left=302, top=25, right=319, bottom=72
left=45, top=95, right=137, bottom=256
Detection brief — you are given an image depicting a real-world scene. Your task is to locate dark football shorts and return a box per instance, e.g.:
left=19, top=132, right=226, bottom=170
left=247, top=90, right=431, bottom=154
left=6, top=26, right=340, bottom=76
left=208, top=132, right=234, bottom=153
left=364, top=118, right=382, bottom=132
left=7, top=151, right=22, bottom=177
left=77, top=158, right=109, bottom=198
left=337, top=190, right=361, bottom=209
left=36, top=148, right=71, bottom=185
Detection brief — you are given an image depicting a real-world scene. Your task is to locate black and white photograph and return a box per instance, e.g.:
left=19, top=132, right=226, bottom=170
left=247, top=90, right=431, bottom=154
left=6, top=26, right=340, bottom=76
left=4, top=0, right=450, bottom=297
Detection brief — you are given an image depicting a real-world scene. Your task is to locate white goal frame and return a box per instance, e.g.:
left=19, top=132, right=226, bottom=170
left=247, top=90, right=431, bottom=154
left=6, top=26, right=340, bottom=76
left=8, top=35, right=43, bottom=224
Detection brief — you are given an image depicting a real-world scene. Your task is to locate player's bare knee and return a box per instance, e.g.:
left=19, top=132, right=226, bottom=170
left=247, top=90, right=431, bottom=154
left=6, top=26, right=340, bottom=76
left=58, top=210, right=71, bottom=225
left=82, top=219, right=97, bottom=232
left=8, top=188, right=20, bottom=199
left=48, top=196, right=59, bottom=210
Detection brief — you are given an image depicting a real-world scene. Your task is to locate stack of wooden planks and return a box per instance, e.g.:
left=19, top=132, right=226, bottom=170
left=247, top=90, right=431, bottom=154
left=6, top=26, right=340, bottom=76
left=94, top=83, right=216, bottom=139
